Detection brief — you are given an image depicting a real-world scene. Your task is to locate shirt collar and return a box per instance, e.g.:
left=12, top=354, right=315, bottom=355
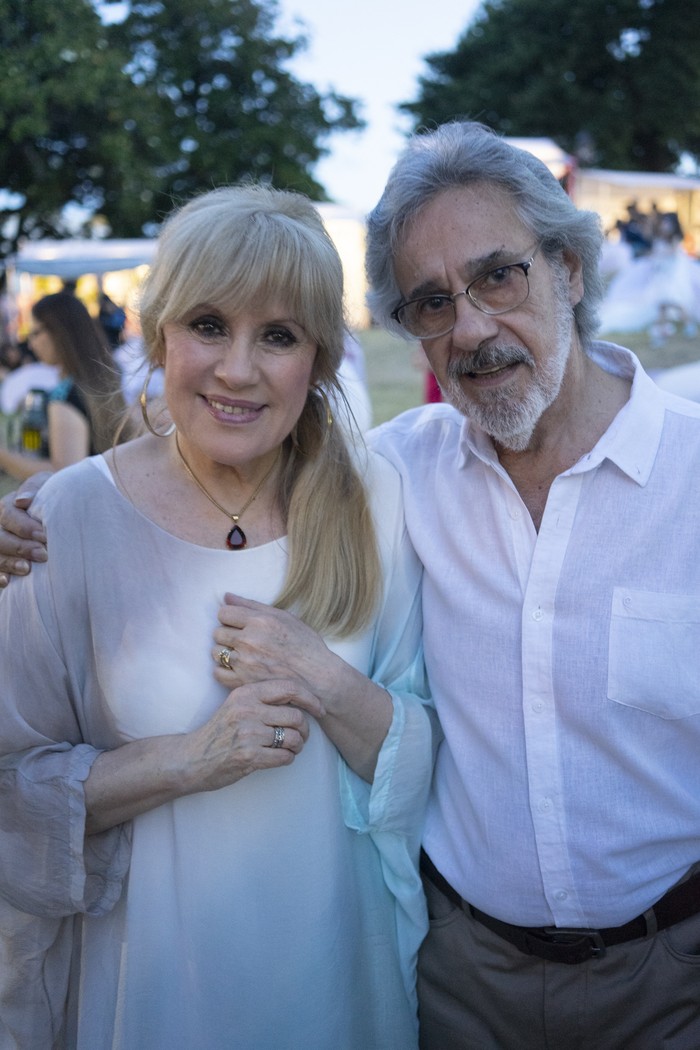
left=458, top=341, right=664, bottom=487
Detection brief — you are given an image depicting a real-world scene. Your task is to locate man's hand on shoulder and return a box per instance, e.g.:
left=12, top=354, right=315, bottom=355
left=0, top=472, right=51, bottom=587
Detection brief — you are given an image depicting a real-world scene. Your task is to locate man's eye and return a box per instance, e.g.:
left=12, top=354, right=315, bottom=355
left=417, top=296, right=451, bottom=317
left=477, top=265, right=516, bottom=289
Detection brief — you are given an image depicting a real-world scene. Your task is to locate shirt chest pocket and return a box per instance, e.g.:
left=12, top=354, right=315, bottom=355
left=607, top=588, right=700, bottom=719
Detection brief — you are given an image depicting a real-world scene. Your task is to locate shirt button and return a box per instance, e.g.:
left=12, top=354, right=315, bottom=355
left=555, top=890, right=568, bottom=902
left=533, top=608, right=544, bottom=621
left=510, top=507, right=521, bottom=520
left=623, top=595, right=632, bottom=608
left=532, top=701, right=544, bottom=713
left=538, top=797, right=552, bottom=812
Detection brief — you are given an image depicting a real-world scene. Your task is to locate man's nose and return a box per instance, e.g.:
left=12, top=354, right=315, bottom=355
left=450, top=293, right=500, bottom=347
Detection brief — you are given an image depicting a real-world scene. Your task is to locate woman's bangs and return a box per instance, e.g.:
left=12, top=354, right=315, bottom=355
left=165, top=215, right=320, bottom=325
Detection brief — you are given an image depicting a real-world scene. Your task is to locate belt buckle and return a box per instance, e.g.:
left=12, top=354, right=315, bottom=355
left=542, top=927, right=607, bottom=959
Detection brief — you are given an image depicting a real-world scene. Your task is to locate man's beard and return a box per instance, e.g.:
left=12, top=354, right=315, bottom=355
left=440, top=282, right=574, bottom=452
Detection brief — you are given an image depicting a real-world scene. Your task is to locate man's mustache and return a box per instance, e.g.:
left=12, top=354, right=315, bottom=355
left=446, top=345, right=534, bottom=378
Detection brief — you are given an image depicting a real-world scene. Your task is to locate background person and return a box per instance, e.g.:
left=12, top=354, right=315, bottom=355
left=364, top=121, right=700, bottom=1049
left=0, top=185, right=434, bottom=1049
left=0, top=291, right=131, bottom=480
left=98, top=291, right=127, bottom=349
left=0, top=341, right=60, bottom=415
left=599, top=205, right=700, bottom=343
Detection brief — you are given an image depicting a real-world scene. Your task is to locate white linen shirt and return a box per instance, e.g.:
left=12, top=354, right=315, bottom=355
left=370, top=342, right=700, bottom=929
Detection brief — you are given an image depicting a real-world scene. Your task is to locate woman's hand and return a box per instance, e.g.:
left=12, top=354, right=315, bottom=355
left=186, top=678, right=321, bottom=792
left=211, top=594, right=393, bottom=782
left=212, top=593, right=340, bottom=699
left=0, top=475, right=50, bottom=587
left=85, top=678, right=323, bottom=835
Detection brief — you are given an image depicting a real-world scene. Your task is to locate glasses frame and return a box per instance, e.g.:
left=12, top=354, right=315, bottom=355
left=392, top=243, right=541, bottom=340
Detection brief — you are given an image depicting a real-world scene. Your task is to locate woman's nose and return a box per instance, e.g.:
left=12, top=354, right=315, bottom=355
left=215, top=338, right=258, bottom=385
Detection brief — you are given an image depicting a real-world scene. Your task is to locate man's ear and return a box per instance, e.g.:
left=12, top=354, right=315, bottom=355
left=563, top=250, right=584, bottom=307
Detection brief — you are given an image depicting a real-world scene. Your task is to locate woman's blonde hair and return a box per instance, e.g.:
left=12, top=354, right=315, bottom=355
left=139, top=184, right=380, bottom=636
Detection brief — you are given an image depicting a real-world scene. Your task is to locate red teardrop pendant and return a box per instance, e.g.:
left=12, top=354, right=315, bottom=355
left=226, top=524, right=247, bottom=550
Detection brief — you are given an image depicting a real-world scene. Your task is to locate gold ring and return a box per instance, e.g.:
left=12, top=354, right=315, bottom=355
left=218, top=646, right=234, bottom=671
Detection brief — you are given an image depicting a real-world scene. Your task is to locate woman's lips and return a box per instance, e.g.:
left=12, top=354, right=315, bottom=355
left=205, top=396, right=264, bottom=421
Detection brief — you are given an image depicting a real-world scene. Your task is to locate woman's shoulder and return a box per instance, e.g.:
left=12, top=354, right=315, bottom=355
left=48, top=377, right=89, bottom=416
left=33, top=457, right=110, bottom=519
left=48, top=377, right=75, bottom=402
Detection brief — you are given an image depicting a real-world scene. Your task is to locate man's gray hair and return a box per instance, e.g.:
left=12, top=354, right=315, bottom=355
left=366, top=121, right=605, bottom=347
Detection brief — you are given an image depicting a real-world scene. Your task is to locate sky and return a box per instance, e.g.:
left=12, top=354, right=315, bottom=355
left=276, top=0, right=483, bottom=215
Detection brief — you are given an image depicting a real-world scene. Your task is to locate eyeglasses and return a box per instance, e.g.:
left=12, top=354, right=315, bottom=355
left=392, top=244, right=541, bottom=340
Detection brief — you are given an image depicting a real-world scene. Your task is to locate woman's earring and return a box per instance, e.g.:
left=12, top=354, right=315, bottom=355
left=312, top=385, right=334, bottom=432
left=139, top=364, right=175, bottom=437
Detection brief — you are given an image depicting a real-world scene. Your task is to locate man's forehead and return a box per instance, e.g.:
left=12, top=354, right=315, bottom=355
left=400, top=184, right=527, bottom=248
left=395, top=186, right=533, bottom=294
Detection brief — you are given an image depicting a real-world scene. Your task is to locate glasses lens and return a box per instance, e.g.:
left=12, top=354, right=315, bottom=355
left=470, top=264, right=529, bottom=315
left=398, top=296, right=455, bottom=338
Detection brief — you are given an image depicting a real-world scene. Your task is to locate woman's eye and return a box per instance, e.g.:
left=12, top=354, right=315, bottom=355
left=189, top=316, right=226, bottom=339
left=262, top=326, right=297, bottom=349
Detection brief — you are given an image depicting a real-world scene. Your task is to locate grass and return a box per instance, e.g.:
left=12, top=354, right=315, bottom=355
left=601, top=325, right=700, bottom=373
left=357, top=327, right=424, bottom=425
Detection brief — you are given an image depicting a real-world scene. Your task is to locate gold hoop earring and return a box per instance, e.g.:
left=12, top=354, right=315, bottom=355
left=139, top=364, right=174, bottom=437
left=312, top=385, right=334, bottom=432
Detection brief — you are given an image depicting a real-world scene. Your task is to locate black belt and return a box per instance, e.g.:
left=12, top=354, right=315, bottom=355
left=420, top=850, right=700, bottom=965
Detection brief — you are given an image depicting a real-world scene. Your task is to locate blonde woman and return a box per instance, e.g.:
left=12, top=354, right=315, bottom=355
left=0, top=186, right=434, bottom=1049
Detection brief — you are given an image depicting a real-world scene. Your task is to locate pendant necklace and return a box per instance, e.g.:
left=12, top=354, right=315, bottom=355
left=175, top=433, right=279, bottom=550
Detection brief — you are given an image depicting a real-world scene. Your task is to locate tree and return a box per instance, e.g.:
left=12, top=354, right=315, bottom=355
left=0, top=0, right=144, bottom=256
left=401, top=0, right=700, bottom=172
left=103, top=0, right=362, bottom=233
left=0, top=0, right=363, bottom=258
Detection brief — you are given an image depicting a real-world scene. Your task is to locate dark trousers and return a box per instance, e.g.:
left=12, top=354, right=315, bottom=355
left=418, top=873, right=700, bottom=1050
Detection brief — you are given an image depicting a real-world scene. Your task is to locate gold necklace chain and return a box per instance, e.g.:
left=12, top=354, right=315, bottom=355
left=174, top=433, right=279, bottom=550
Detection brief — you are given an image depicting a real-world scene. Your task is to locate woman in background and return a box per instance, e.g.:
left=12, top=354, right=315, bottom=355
left=0, top=291, right=130, bottom=480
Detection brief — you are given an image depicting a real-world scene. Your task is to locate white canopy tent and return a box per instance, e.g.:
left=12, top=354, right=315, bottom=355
left=8, top=238, right=157, bottom=278
left=4, top=239, right=158, bottom=346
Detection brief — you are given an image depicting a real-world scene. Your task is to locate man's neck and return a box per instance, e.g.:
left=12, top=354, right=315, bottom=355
left=494, top=347, right=632, bottom=530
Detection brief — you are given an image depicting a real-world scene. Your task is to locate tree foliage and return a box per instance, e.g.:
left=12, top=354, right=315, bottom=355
left=0, top=0, right=363, bottom=258
left=401, top=0, right=700, bottom=172
left=104, top=0, right=361, bottom=230
left=0, top=0, right=139, bottom=253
